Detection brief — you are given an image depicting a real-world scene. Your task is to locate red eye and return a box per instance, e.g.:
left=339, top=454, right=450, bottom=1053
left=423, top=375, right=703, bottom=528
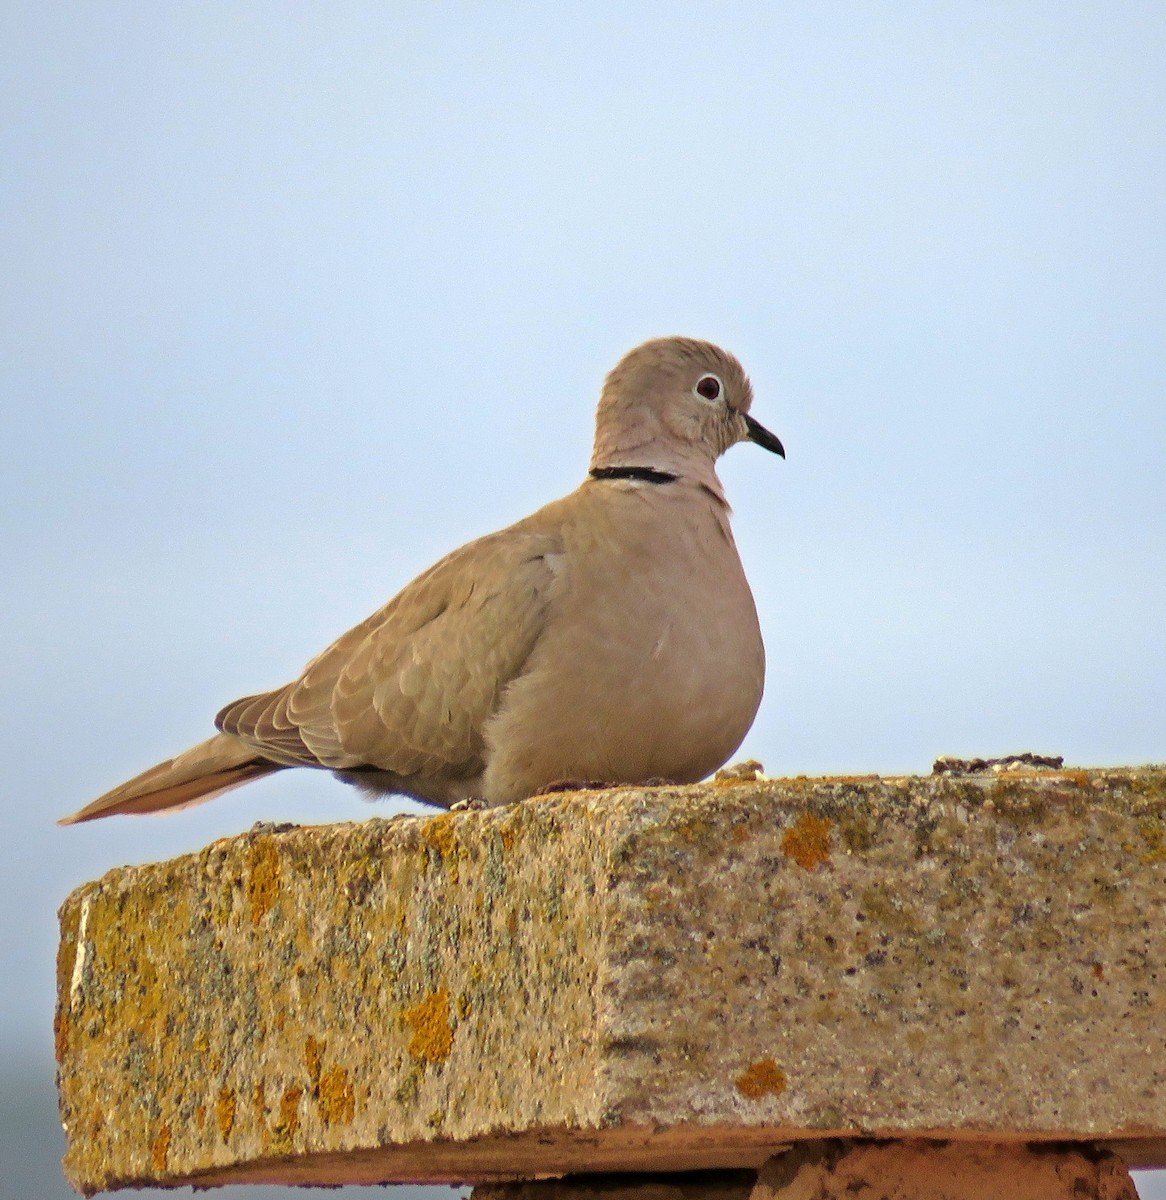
left=695, top=374, right=722, bottom=401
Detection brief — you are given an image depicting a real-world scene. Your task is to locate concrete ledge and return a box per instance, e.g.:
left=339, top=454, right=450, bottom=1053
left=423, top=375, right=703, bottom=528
left=56, top=766, right=1166, bottom=1193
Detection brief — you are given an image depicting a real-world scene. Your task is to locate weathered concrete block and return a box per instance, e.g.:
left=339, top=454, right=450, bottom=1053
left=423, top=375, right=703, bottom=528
left=56, top=767, right=1166, bottom=1194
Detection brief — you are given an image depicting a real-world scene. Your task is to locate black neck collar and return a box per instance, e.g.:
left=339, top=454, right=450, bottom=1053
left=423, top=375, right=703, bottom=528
left=589, top=466, right=679, bottom=485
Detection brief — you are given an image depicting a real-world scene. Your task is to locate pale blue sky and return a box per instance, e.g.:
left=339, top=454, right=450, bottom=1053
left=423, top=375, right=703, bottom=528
left=2, top=4, right=1164, bottom=1197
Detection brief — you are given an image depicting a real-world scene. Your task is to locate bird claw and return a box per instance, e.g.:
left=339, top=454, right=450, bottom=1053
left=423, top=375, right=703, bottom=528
left=449, top=796, right=489, bottom=812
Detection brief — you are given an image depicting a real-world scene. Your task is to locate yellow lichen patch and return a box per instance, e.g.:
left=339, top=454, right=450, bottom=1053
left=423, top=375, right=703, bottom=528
left=317, top=1064, right=355, bottom=1125
left=304, top=1034, right=325, bottom=1091
left=735, top=1057, right=788, bottom=1099
left=404, top=987, right=454, bottom=1064
left=271, top=1084, right=302, bottom=1151
left=121, top=942, right=164, bottom=1044
left=246, top=840, right=280, bottom=923
left=782, top=813, right=833, bottom=871
left=422, top=815, right=463, bottom=881
left=53, top=1007, right=70, bottom=1062
left=1140, top=820, right=1166, bottom=864
left=215, top=1086, right=236, bottom=1140
left=151, top=1124, right=172, bottom=1174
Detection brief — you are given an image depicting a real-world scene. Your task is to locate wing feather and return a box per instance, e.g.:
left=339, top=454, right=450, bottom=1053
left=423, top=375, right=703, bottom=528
left=216, top=528, right=562, bottom=791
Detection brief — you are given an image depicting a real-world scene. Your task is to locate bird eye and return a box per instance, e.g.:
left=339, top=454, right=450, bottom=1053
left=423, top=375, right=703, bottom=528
left=694, top=374, right=723, bottom=402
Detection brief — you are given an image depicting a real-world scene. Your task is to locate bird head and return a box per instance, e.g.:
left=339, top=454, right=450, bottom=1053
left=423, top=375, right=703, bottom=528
left=590, top=338, right=784, bottom=490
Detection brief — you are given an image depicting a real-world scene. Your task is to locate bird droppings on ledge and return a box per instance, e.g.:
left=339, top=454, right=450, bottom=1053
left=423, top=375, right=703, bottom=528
left=56, top=766, right=1166, bottom=1193
left=714, top=760, right=765, bottom=784
left=932, top=752, right=1065, bottom=775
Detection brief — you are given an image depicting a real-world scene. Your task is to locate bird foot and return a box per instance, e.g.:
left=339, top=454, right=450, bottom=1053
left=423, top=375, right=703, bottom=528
left=450, top=796, right=489, bottom=812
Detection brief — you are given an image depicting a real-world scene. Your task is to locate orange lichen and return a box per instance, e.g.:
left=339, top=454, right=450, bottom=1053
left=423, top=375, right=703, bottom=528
left=782, top=813, right=833, bottom=870
left=151, top=1124, right=172, bottom=1173
left=317, top=1065, right=355, bottom=1125
left=53, top=1008, right=70, bottom=1062
left=246, top=840, right=280, bottom=923
left=735, top=1057, right=788, bottom=1099
left=422, top=815, right=462, bottom=880
left=215, top=1086, right=236, bottom=1140
left=305, top=1035, right=325, bottom=1090
left=272, top=1084, right=302, bottom=1150
left=404, top=987, right=454, bottom=1063
left=1140, top=821, right=1166, bottom=864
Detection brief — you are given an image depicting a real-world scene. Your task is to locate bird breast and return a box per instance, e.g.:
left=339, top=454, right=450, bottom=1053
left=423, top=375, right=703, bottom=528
left=481, top=481, right=765, bottom=802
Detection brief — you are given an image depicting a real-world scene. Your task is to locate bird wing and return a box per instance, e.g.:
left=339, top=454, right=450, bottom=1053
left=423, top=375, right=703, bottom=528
left=216, top=527, right=563, bottom=783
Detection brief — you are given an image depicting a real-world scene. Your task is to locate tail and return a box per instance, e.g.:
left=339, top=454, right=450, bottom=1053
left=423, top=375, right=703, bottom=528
left=60, top=734, right=283, bottom=825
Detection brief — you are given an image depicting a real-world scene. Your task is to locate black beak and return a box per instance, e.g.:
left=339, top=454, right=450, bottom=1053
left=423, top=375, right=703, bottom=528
left=744, top=413, right=785, bottom=458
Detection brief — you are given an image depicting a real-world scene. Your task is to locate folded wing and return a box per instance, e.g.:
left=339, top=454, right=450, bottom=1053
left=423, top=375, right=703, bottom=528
left=216, top=528, right=563, bottom=795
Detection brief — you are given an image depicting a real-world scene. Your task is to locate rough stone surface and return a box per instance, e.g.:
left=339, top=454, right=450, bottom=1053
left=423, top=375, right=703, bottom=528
left=56, top=766, right=1166, bottom=1194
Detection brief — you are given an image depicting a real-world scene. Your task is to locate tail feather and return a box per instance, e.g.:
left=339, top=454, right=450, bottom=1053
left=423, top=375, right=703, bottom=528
left=61, top=734, right=284, bottom=825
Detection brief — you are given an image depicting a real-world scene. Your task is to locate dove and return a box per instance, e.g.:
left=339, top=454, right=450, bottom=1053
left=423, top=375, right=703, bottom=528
left=62, top=337, right=784, bottom=824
